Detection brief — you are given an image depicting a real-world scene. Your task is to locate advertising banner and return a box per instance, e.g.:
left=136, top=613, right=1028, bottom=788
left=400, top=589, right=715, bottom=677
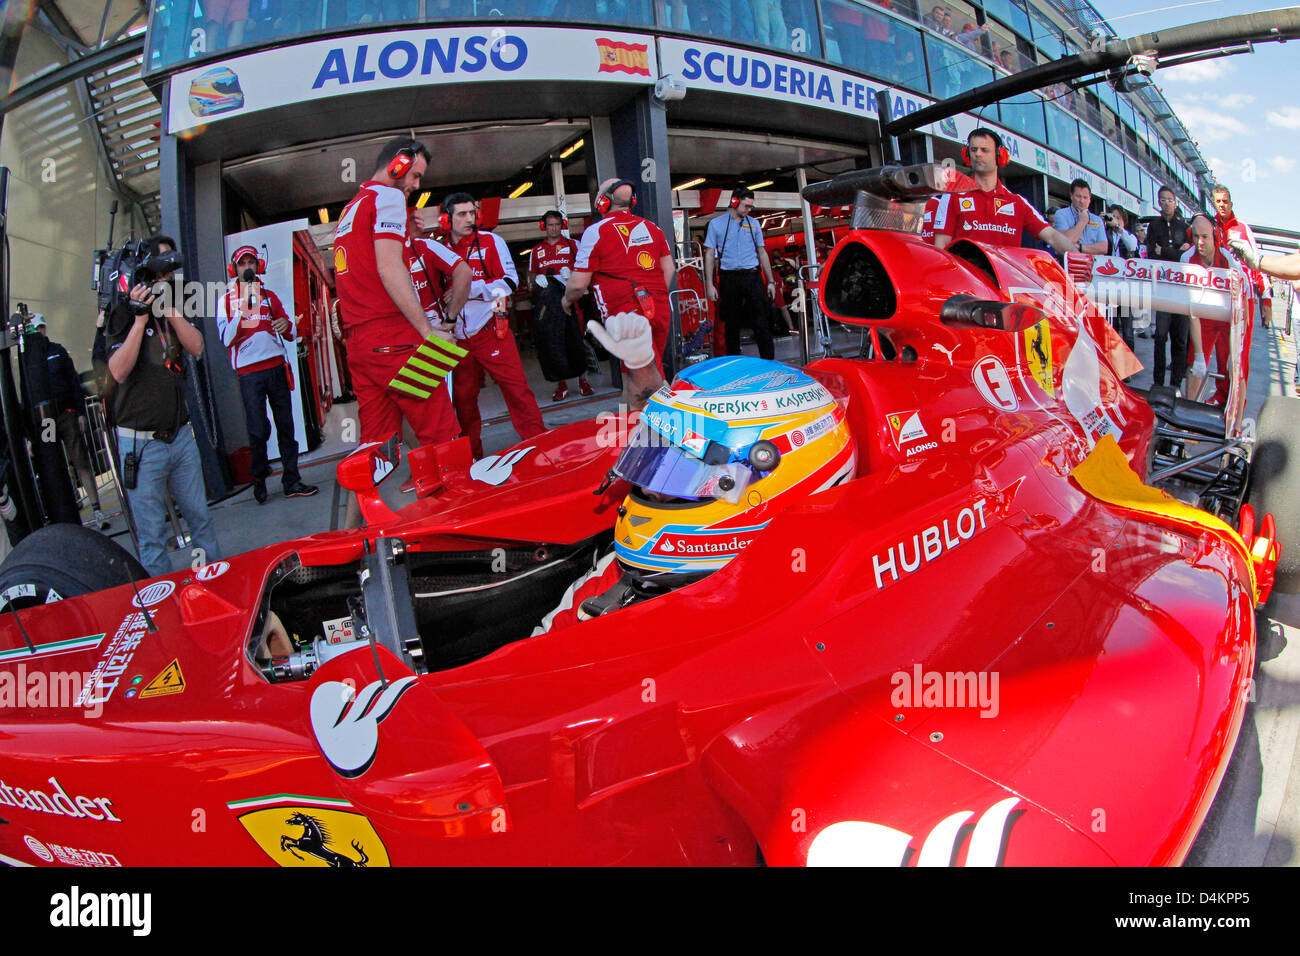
left=168, top=26, right=657, bottom=134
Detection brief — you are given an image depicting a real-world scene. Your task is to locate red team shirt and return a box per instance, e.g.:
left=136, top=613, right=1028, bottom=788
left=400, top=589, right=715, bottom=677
left=932, top=181, right=1048, bottom=248
left=920, top=195, right=939, bottom=244
left=573, top=212, right=672, bottom=321
left=529, top=237, right=578, bottom=276
left=217, top=286, right=293, bottom=375
left=408, top=235, right=463, bottom=324
left=332, top=181, right=410, bottom=339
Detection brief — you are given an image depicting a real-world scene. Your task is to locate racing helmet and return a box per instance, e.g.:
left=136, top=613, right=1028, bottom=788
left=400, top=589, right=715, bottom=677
left=613, top=357, right=856, bottom=580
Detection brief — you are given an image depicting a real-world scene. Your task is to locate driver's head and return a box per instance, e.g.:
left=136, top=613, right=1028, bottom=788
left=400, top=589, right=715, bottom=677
left=612, top=355, right=856, bottom=583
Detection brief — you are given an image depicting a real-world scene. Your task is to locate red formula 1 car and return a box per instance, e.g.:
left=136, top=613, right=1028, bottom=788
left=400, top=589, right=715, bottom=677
left=0, top=165, right=1285, bottom=868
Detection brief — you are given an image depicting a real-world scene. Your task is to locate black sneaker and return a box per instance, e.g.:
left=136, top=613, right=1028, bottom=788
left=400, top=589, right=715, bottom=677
left=253, top=480, right=268, bottom=505
left=284, top=482, right=319, bottom=498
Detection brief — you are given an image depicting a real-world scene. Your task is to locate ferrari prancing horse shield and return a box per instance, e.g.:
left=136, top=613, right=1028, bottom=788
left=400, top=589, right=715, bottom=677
left=236, top=805, right=391, bottom=867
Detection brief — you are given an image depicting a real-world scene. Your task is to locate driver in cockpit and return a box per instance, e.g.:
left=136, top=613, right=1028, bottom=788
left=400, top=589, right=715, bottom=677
left=532, top=314, right=858, bottom=633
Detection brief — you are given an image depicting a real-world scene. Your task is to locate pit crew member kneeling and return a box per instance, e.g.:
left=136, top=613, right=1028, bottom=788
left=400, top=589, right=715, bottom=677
left=105, top=235, right=222, bottom=576
left=533, top=312, right=856, bottom=633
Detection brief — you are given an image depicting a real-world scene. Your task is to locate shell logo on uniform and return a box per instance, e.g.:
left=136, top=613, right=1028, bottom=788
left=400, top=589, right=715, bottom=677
left=228, top=795, right=390, bottom=867
left=959, top=197, right=976, bottom=212
left=334, top=246, right=348, bottom=275
left=637, top=251, right=655, bottom=270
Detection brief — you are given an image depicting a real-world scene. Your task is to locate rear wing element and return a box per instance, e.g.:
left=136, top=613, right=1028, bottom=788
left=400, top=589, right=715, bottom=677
left=1065, top=252, right=1250, bottom=436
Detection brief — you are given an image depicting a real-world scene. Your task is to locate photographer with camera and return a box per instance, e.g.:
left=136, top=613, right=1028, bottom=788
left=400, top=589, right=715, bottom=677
left=105, top=235, right=222, bottom=577
left=1104, top=205, right=1140, bottom=353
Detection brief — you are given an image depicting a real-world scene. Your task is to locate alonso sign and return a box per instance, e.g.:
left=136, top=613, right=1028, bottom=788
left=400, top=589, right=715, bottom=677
left=166, top=26, right=657, bottom=134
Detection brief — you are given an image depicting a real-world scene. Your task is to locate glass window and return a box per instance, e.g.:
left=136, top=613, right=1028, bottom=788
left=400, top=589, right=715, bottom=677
left=1117, top=96, right=1137, bottom=131
left=1095, top=81, right=1119, bottom=116
left=146, top=0, right=663, bottom=70
left=825, top=0, right=926, bottom=90
left=1078, top=123, right=1105, bottom=175
left=1029, top=11, right=1063, bottom=58
left=998, top=95, right=1045, bottom=141
left=1045, top=104, right=1079, bottom=160
left=678, top=0, right=822, bottom=55
left=1126, top=159, right=1143, bottom=200
left=981, top=0, right=1031, bottom=37
left=924, top=33, right=993, bottom=99
left=1105, top=142, right=1126, bottom=186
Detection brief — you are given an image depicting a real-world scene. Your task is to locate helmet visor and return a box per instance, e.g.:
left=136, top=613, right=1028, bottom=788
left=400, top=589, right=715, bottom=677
left=613, top=422, right=754, bottom=503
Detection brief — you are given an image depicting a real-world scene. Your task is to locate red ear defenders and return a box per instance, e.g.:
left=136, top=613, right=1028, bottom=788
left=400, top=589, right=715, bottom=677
left=228, top=245, right=265, bottom=278
left=539, top=215, right=568, bottom=231
left=438, top=211, right=450, bottom=233
left=961, top=139, right=1010, bottom=168
left=595, top=180, right=638, bottom=216
left=387, top=142, right=421, bottom=180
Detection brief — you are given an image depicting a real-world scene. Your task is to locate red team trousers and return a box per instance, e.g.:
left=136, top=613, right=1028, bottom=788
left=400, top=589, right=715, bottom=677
left=452, top=324, right=547, bottom=459
left=348, top=323, right=460, bottom=445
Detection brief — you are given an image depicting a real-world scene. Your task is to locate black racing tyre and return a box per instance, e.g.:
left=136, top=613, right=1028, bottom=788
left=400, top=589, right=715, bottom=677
left=0, top=523, right=148, bottom=610
left=1246, top=396, right=1300, bottom=593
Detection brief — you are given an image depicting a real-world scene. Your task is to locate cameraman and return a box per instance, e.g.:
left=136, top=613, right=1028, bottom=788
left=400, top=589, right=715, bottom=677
left=105, top=235, right=222, bottom=577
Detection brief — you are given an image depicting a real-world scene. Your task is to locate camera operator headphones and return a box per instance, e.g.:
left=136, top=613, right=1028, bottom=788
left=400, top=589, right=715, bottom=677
left=594, top=179, right=638, bottom=216
left=227, top=244, right=266, bottom=278
left=539, top=210, right=568, bottom=231
left=387, top=140, right=423, bottom=180
left=961, top=129, right=1010, bottom=168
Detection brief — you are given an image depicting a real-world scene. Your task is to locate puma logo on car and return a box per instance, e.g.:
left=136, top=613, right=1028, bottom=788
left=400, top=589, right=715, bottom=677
left=469, top=446, right=535, bottom=485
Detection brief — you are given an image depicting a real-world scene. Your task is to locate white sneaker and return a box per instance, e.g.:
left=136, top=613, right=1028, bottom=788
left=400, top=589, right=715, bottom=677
left=93, top=508, right=110, bottom=530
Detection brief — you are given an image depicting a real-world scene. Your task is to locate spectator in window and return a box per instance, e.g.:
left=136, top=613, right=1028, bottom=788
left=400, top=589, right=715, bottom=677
left=922, top=4, right=945, bottom=31
left=955, top=22, right=987, bottom=51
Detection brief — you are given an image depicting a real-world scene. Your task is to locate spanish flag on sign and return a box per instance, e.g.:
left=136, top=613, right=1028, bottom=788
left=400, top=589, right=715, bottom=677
left=388, top=333, right=468, bottom=400
left=596, top=38, right=650, bottom=76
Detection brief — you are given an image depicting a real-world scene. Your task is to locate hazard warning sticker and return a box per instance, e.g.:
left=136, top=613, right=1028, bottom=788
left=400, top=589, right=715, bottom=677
left=139, top=659, right=186, bottom=699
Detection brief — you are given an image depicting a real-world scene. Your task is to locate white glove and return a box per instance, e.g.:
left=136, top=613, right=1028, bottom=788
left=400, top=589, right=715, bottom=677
left=587, top=312, right=654, bottom=370
left=1191, top=353, right=1207, bottom=379
left=559, top=267, right=572, bottom=282
left=535, top=274, right=550, bottom=289
left=1228, top=238, right=1260, bottom=271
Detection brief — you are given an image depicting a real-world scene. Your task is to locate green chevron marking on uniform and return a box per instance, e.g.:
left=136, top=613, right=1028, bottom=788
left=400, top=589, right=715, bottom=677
left=408, top=355, right=451, bottom=377
left=389, top=377, right=431, bottom=399
left=398, top=366, right=444, bottom=388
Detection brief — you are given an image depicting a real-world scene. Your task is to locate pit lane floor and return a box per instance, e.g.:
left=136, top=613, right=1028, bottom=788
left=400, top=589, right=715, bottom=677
left=49, top=316, right=1300, bottom=865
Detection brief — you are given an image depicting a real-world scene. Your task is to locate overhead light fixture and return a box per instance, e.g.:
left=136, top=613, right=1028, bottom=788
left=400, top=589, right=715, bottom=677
left=560, top=138, right=584, bottom=159
left=747, top=180, right=773, bottom=190
left=318, top=207, right=330, bottom=224
left=415, top=192, right=431, bottom=208
left=508, top=181, right=534, bottom=199
left=674, top=177, right=705, bottom=191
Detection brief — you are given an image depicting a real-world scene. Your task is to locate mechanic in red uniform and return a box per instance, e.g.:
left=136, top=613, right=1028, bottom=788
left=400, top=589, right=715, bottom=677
left=1182, top=214, right=1244, bottom=407
left=562, top=177, right=676, bottom=379
left=920, top=194, right=939, bottom=244
left=1213, top=184, right=1271, bottom=329
left=216, top=245, right=317, bottom=503
left=443, top=191, right=547, bottom=460
left=406, top=209, right=472, bottom=444
left=933, top=128, right=1075, bottom=254
left=529, top=210, right=592, bottom=401
left=333, top=138, right=463, bottom=462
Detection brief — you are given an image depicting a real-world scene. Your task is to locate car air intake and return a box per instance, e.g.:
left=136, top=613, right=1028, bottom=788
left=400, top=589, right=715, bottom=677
left=823, top=242, right=896, bottom=321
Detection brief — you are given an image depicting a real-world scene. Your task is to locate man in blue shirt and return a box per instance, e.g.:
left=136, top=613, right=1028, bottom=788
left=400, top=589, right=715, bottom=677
left=704, top=187, right=778, bottom=359
left=1051, top=179, right=1108, bottom=258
